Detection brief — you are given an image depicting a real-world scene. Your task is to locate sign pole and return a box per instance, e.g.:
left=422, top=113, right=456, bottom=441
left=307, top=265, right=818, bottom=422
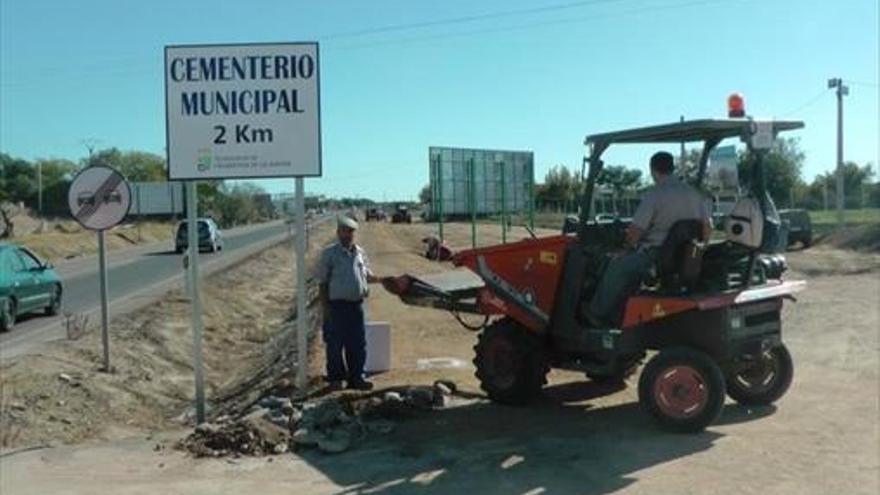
left=528, top=160, right=535, bottom=230
left=67, top=165, right=131, bottom=373
left=97, top=229, right=110, bottom=372
left=295, top=177, right=308, bottom=391
left=500, top=161, right=507, bottom=244
left=437, top=155, right=444, bottom=243
left=470, top=158, right=476, bottom=248
left=186, top=181, right=206, bottom=424
left=164, top=42, right=322, bottom=417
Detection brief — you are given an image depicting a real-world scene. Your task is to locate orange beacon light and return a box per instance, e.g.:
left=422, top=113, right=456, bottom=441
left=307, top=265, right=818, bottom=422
left=728, top=93, right=745, bottom=118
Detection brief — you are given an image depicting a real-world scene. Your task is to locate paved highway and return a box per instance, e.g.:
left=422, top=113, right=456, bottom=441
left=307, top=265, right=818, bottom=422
left=0, top=219, right=307, bottom=361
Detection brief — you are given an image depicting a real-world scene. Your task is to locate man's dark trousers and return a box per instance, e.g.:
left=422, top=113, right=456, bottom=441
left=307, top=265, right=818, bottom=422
left=323, top=300, right=366, bottom=383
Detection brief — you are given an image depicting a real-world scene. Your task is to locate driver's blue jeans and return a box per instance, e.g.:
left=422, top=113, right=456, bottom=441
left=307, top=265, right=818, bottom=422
left=589, top=249, right=654, bottom=321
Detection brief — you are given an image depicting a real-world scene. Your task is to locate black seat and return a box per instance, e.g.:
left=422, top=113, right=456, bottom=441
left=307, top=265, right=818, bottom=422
left=656, top=219, right=706, bottom=292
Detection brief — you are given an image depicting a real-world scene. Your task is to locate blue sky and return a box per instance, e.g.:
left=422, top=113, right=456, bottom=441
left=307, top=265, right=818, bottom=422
left=1, top=0, right=877, bottom=200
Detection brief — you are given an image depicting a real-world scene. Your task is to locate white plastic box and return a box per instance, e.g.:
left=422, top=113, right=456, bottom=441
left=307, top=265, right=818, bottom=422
left=364, top=321, right=391, bottom=373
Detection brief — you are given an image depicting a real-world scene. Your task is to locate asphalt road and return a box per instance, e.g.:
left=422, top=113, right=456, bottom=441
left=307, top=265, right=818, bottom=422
left=0, top=219, right=301, bottom=360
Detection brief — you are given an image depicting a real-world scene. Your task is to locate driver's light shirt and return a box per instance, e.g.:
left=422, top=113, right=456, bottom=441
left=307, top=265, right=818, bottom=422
left=319, top=242, right=373, bottom=302
left=632, top=176, right=711, bottom=247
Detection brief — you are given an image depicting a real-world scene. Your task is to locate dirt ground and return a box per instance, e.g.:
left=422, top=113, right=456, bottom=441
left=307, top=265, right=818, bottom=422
left=1, top=221, right=878, bottom=495
left=0, top=222, right=335, bottom=449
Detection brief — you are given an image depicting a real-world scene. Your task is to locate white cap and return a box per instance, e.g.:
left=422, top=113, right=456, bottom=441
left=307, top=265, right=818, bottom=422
left=337, top=215, right=358, bottom=230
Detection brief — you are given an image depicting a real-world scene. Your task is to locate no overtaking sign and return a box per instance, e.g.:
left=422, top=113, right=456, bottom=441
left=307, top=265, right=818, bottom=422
left=164, top=42, right=322, bottom=180
left=67, top=165, right=132, bottom=231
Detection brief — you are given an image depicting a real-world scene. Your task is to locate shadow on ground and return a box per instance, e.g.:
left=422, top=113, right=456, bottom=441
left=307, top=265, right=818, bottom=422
left=144, top=250, right=223, bottom=257
left=293, top=380, right=776, bottom=495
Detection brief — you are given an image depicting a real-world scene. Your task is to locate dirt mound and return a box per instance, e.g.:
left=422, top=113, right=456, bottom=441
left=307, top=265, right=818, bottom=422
left=818, top=223, right=880, bottom=252
left=177, top=381, right=463, bottom=457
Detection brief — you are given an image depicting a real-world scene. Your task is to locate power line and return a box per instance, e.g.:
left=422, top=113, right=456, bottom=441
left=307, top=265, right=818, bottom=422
left=781, top=89, right=830, bottom=117
left=845, top=80, right=879, bottom=87
left=0, top=0, right=739, bottom=86
left=322, top=0, right=633, bottom=40
left=334, top=0, right=743, bottom=51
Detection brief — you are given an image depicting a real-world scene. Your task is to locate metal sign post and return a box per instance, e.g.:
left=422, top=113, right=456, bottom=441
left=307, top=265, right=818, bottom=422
left=500, top=160, right=507, bottom=244
left=97, top=230, right=110, bottom=370
left=528, top=161, right=535, bottom=230
left=470, top=158, right=477, bottom=248
left=164, top=41, right=322, bottom=408
left=67, top=165, right=131, bottom=373
left=295, top=178, right=308, bottom=390
left=185, top=181, right=206, bottom=424
left=437, top=155, right=444, bottom=243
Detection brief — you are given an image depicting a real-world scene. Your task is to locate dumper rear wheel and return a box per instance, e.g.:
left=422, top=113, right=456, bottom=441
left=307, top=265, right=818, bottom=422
left=474, top=318, right=548, bottom=405
left=726, top=344, right=793, bottom=406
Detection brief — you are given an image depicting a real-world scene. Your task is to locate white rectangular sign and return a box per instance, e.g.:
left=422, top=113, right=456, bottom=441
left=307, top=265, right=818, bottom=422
left=164, top=42, right=321, bottom=180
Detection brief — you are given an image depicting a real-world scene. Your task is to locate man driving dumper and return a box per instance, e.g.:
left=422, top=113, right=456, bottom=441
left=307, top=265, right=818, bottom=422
left=586, top=151, right=711, bottom=326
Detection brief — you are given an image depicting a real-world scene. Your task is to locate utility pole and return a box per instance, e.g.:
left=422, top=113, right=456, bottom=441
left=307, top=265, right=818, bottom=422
left=828, top=78, right=849, bottom=229
left=37, top=161, right=43, bottom=214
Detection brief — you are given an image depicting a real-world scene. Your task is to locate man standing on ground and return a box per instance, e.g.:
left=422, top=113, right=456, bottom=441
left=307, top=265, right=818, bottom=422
left=318, top=215, right=385, bottom=390
left=587, top=151, right=711, bottom=325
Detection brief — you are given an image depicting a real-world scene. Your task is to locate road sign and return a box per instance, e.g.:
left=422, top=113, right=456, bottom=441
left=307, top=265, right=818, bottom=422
left=67, top=165, right=130, bottom=373
left=68, top=166, right=132, bottom=231
left=164, top=42, right=322, bottom=180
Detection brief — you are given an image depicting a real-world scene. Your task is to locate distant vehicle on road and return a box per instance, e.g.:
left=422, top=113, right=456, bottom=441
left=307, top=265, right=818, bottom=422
left=779, top=209, right=812, bottom=247
left=391, top=205, right=412, bottom=224
left=0, top=243, right=62, bottom=332
left=366, top=207, right=386, bottom=222
left=175, top=218, right=223, bottom=253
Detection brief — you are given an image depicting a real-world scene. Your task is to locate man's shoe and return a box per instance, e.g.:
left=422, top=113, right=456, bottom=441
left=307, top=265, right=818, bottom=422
left=326, top=380, right=345, bottom=392
left=347, top=380, right=374, bottom=391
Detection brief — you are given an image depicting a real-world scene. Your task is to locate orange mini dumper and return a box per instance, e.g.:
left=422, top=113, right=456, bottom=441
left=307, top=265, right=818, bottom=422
left=386, top=116, right=806, bottom=432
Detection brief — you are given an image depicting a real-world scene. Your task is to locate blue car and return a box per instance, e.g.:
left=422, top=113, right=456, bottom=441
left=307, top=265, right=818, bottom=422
left=0, top=243, right=63, bottom=332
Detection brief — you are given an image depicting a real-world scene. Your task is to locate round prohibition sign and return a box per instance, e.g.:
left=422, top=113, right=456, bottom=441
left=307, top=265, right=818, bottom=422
left=67, top=165, right=132, bottom=231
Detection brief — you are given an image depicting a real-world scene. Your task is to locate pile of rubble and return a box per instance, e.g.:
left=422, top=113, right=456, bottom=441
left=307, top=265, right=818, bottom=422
left=178, top=380, right=459, bottom=457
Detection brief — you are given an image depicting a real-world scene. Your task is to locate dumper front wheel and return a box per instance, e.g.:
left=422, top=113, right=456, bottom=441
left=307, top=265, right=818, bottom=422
left=639, top=347, right=726, bottom=433
left=474, top=318, right=548, bottom=405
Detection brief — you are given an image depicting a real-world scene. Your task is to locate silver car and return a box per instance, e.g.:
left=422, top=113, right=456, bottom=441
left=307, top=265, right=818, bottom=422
left=175, top=218, right=223, bottom=253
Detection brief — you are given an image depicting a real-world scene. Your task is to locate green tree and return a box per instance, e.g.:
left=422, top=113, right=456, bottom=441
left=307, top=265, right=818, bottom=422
left=806, top=162, right=875, bottom=209
left=597, top=165, right=643, bottom=195
left=737, top=137, right=805, bottom=206
left=1, top=153, right=36, bottom=203
left=86, top=148, right=166, bottom=182
left=34, top=158, right=77, bottom=185
left=537, top=165, right=580, bottom=205
left=418, top=184, right=432, bottom=204
left=867, top=182, right=880, bottom=208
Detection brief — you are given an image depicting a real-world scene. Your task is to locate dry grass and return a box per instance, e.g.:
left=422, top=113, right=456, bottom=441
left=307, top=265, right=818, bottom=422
left=0, top=222, right=334, bottom=450
left=15, top=221, right=176, bottom=261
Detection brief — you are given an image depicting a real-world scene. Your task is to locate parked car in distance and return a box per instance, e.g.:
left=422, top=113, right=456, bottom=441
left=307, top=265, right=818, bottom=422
left=391, top=205, right=412, bottom=224
left=365, top=207, right=387, bottom=221
left=779, top=209, right=813, bottom=248
left=175, top=218, right=223, bottom=253
left=0, top=243, right=62, bottom=332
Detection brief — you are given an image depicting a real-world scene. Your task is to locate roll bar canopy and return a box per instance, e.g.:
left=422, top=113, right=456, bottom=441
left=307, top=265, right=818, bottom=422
left=578, top=118, right=804, bottom=242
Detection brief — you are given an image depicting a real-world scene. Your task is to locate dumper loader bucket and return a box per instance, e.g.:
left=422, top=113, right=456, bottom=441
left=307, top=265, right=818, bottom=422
left=384, top=234, right=575, bottom=333
left=452, top=235, right=575, bottom=332
left=382, top=270, right=486, bottom=313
